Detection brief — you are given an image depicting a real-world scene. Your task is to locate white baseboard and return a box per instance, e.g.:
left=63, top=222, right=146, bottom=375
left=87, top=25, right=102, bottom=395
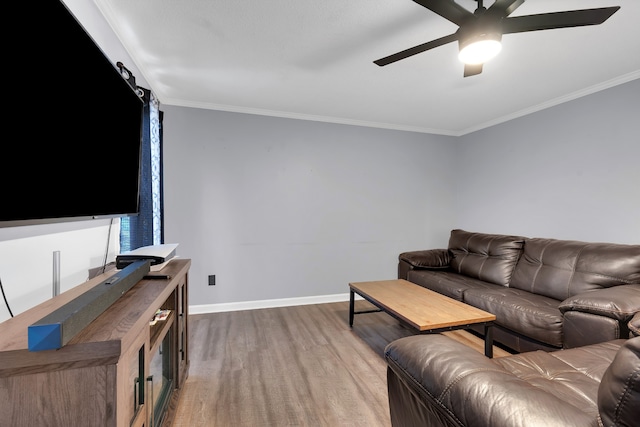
left=189, top=292, right=364, bottom=315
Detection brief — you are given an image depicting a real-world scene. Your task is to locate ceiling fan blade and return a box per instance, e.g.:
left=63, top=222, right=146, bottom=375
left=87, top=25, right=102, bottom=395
left=464, top=64, right=483, bottom=77
left=374, top=33, right=458, bottom=66
left=503, top=7, right=620, bottom=34
left=487, top=0, right=525, bottom=17
left=412, top=0, right=474, bottom=26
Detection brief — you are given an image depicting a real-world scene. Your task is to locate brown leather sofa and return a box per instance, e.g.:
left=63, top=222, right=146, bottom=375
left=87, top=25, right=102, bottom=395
left=385, top=315, right=640, bottom=427
left=398, top=229, right=640, bottom=352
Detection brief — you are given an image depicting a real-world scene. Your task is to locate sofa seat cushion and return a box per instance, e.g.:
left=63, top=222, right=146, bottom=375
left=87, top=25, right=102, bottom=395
left=493, top=340, right=624, bottom=417
left=463, top=287, right=563, bottom=348
left=407, top=270, right=500, bottom=301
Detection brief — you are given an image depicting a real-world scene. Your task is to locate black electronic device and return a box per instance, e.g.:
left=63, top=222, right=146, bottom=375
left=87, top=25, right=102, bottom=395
left=1, top=0, right=143, bottom=227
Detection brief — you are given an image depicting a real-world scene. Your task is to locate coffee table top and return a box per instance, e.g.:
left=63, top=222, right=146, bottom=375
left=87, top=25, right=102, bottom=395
left=349, top=279, right=495, bottom=332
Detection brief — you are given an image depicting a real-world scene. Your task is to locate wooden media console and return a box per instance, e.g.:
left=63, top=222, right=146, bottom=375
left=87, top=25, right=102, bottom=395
left=0, top=258, right=191, bottom=427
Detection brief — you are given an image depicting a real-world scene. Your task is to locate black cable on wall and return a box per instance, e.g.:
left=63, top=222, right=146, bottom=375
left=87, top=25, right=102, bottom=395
left=0, top=277, right=14, bottom=317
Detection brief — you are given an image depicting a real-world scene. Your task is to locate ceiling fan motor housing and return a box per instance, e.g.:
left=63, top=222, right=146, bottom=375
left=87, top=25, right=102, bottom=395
left=457, top=13, right=503, bottom=64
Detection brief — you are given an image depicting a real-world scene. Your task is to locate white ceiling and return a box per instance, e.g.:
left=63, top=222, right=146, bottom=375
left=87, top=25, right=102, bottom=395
left=95, top=0, right=640, bottom=136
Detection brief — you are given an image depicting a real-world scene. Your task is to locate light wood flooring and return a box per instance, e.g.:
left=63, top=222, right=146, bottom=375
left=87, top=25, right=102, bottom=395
left=172, top=300, right=511, bottom=427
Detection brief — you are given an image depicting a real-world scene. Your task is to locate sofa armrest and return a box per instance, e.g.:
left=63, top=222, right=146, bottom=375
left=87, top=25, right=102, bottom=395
left=598, top=337, right=640, bottom=427
left=559, top=284, right=640, bottom=322
left=629, top=311, right=640, bottom=337
left=385, top=335, right=592, bottom=427
left=398, top=249, right=451, bottom=269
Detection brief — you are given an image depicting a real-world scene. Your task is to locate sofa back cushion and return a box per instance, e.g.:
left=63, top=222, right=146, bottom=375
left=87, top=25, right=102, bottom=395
left=597, top=337, right=640, bottom=426
left=511, top=238, right=640, bottom=301
left=448, top=229, right=525, bottom=287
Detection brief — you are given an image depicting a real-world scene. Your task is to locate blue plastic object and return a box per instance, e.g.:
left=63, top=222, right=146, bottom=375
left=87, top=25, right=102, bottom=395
left=28, top=323, right=62, bottom=351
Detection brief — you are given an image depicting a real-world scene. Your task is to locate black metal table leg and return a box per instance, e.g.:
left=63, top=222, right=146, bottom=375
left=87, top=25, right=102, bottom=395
left=484, top=323, right=494, bottom=358
left=349, top=289, right=355, bottom=327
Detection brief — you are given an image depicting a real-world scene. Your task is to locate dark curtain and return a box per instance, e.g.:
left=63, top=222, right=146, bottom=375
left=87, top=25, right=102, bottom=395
left=117, top=63, right=164, bottom=252
left=158, top=110, right=165, bottom=245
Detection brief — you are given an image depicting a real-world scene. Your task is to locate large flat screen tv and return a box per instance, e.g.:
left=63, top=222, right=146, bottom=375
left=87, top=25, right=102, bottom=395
left=1, top=0, right=143, bottom=227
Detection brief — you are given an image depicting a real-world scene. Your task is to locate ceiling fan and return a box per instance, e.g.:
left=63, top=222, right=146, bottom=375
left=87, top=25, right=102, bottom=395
left=374, top=0, right=620, bottom=77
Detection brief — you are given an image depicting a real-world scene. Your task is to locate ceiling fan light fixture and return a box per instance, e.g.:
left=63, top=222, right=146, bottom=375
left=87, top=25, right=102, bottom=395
left=458, top=33, right=502, bottom=65
left=374, top=0, right=619, bottom=76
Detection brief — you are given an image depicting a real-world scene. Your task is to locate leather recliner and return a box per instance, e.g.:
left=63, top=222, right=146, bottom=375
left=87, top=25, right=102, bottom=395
left=384, top=313, right=640, bottom=427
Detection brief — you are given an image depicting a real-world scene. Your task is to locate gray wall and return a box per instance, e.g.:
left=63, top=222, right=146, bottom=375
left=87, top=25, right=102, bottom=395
left=162, top=110, right=457, bottom=308
left=1, top=0, right=636, bottom=320
left=455, top=79, right=640, bottom=243
left=162, top=78, right=639, bottom=310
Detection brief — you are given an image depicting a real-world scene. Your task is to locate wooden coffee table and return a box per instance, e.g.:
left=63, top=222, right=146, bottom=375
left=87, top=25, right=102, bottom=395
left=349, top=279, right=497, bottom=357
